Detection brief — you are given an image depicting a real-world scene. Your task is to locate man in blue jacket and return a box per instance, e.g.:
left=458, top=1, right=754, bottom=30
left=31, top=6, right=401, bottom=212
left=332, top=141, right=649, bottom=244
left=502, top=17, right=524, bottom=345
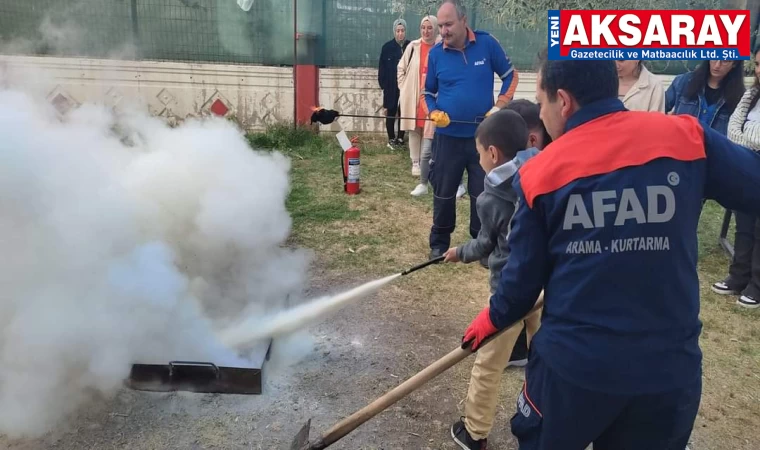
left=462, top=52, right=760, bottom=449
left=424, top=0, right=518, bottom=259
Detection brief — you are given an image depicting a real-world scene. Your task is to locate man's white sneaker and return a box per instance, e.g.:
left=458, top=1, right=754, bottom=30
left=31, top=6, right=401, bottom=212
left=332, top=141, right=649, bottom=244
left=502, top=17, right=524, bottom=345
left=411, top=183, right=428, bottom=196
left=456, top=184, right=466, bottom=198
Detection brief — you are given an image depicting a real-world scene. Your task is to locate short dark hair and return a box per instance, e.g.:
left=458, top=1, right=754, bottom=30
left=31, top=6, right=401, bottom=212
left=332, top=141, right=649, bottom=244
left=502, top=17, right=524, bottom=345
left=536, top=47, right=619, bottom=106
left=504, top=99, right=552, bottom=146
left=474, top=109, right=528, bottom=160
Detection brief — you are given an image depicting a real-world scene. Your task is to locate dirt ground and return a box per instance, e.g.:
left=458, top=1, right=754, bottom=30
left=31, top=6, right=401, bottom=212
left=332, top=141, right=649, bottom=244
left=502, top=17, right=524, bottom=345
left=3, top=262, right=747, bottom=450
left=0, top=267, right=527, bottom=450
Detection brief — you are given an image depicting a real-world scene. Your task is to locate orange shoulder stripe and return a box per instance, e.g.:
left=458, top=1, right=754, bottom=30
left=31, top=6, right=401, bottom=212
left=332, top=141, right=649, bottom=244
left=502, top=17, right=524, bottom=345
left=519, top=112, right=707, bottom=208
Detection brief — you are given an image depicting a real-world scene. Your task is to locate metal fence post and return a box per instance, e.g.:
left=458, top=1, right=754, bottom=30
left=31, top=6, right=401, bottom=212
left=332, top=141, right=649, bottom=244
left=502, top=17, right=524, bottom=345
left=293, top=0, right=298, bottom=129
left=131, top=0, right=140, bottom=59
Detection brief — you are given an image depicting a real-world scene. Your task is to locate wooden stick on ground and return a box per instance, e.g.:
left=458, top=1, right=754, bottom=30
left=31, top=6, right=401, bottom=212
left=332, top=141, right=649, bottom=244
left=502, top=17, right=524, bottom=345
left=299, top=294, right=545, bottom=450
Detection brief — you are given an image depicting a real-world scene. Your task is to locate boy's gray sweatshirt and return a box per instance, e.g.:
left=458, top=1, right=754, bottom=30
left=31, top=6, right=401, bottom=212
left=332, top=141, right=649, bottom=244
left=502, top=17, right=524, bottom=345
left=456, top=147, right=540, bottom=294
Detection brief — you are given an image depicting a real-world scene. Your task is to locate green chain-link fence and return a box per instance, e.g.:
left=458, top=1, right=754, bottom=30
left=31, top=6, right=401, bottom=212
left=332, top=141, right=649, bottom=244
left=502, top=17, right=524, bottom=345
left=1, top=0, right=757, bottom=74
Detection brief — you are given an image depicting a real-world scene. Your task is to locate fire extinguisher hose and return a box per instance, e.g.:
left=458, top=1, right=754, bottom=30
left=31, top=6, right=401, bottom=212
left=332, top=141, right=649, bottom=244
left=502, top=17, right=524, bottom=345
left=311, top=107, right=483, bottom=126
left=340, top=147, right=347, bottom=192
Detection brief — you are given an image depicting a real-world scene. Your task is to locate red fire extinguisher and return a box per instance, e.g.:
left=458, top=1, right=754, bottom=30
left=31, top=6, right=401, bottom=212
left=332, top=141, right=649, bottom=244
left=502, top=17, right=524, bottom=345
left=342, top=136, right=361, bottom=195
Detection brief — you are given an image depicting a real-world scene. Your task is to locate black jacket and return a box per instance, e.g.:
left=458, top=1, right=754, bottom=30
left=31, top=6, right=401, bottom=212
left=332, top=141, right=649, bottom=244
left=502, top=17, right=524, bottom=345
left=378, top=38, right=409, bottom=108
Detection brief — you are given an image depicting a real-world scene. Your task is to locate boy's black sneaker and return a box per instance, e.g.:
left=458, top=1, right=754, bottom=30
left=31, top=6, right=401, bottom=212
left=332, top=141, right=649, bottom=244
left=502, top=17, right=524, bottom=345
left=430, top=248, right=445, bottom=259
left=451, top=418, right=487, bottom=450
left=507, top=354, right=528, bottom=368
left=504, top=349, right=528, bottom=369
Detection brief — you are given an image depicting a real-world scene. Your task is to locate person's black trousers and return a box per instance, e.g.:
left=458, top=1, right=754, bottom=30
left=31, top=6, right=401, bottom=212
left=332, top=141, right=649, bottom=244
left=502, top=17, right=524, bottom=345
left=383, top=88, right=403, bottom=143
left=385, top=103, right=404, bottom=142
left=428, top=133, right=485, bottom=252
left=727, top=210, right=760, bottom=297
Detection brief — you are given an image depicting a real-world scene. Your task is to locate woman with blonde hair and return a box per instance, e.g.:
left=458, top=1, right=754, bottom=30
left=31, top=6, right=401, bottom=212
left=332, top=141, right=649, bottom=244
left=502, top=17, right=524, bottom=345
left=398, top=15, right=464, bottom=197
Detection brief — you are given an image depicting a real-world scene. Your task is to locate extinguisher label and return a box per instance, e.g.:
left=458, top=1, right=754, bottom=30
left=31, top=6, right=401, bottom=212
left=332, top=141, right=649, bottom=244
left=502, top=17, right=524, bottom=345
left=347, top=158, right=360, bottom=182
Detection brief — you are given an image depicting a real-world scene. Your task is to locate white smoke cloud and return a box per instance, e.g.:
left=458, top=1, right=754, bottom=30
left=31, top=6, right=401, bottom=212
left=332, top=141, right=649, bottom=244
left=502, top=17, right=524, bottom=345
left=0, top=85, right=310, bottom=438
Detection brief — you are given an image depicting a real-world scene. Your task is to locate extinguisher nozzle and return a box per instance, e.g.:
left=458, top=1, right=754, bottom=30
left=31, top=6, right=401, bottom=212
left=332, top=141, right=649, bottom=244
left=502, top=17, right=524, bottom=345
left=401, top=255, right=445, bottom=276
left=311, top=108, right=340, bottom=125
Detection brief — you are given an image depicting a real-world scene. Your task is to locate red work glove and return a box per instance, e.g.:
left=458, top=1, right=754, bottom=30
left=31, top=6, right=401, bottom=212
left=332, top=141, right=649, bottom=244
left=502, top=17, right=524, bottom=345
left=462, top=306, right=498, bottom=351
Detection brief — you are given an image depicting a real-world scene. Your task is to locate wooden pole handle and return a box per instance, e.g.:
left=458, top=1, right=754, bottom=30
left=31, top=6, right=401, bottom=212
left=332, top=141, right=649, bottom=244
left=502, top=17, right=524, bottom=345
left=309, top=295, right=545, bottom=450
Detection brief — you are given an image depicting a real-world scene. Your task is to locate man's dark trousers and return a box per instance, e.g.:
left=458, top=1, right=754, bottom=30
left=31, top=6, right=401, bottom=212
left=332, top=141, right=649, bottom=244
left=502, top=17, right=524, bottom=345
left=428, top=132, right=485, bottom=252
left=510, top=350, right=701, bottom=450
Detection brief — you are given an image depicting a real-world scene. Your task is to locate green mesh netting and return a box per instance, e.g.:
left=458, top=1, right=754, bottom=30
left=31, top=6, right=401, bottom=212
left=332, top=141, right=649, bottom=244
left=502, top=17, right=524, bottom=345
left=0, top=0, right=756, bottom=74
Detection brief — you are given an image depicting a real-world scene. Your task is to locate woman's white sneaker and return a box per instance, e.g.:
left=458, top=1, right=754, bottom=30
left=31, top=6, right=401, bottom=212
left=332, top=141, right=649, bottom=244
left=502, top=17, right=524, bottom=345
left=412, top=161, right=421, bottom=177
left=411, top=183, right=428, bottom=196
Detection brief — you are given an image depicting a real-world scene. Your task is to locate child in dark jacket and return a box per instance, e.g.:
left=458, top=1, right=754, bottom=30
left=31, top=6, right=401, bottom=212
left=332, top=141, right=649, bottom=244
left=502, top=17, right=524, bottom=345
left=445, top=101, right=549, bottom=450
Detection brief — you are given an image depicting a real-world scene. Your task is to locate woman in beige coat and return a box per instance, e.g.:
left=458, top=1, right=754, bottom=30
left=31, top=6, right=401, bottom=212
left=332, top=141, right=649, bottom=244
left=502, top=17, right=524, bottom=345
left=615, top=60, right=666, bottom=112
left=398, top=16, right=463, bottom=197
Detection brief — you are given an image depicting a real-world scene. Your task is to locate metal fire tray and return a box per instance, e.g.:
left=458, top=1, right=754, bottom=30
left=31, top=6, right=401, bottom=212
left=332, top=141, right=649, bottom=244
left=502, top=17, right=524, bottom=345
left=126, top=341, right=270, bottom=395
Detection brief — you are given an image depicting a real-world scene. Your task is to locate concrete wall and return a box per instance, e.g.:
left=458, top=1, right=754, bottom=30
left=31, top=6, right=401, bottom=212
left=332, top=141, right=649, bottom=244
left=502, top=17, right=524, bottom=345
left=0, top=55, right=294, bottom=130
left=0, top=54, right=711, bottom=133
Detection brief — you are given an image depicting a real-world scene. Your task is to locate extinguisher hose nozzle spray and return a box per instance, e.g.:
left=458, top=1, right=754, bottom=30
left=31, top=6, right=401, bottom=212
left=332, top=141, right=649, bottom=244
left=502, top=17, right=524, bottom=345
left=217, top=257, right=446, bottom=347
left=401, top=255, right=445, bottom=276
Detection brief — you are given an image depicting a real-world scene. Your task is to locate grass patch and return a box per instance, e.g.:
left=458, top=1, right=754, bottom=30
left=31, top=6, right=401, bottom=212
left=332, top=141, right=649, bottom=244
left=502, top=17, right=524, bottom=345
left=693, top=202, right=760, bottom=449
left=285, top=180, right=361, bottom=225
left=248, top=125, right=362, bottom=234
left=247, top=124, right=759, bottom=449
left=246, top=123, right=323, bottom=152
left=247, top=125, right=474, bottom=274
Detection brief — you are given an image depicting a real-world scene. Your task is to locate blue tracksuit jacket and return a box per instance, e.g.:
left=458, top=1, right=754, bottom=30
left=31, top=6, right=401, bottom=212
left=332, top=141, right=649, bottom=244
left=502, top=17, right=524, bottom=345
left=423, top=28, right=518, bottom=138
left=489, top=97, right=760, bottom=395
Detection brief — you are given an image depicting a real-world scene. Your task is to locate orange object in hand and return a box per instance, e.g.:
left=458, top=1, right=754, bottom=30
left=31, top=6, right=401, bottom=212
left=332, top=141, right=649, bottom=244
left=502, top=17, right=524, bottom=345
left=429, top=110, right=451, bottom=128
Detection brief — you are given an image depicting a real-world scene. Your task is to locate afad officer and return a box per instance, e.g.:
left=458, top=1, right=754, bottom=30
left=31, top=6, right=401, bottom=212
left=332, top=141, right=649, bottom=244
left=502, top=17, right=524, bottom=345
left=462, top=51, right=760, bottom=449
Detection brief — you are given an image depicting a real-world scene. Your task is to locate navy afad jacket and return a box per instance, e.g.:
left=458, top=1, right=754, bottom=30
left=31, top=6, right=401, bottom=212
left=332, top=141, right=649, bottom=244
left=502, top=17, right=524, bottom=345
left=490, top=97, right=760, bottom=396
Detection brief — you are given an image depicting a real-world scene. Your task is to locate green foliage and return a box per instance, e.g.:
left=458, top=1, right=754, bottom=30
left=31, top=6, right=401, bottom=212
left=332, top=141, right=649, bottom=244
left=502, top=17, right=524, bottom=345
left=247, top=124, right=325, bottom=153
